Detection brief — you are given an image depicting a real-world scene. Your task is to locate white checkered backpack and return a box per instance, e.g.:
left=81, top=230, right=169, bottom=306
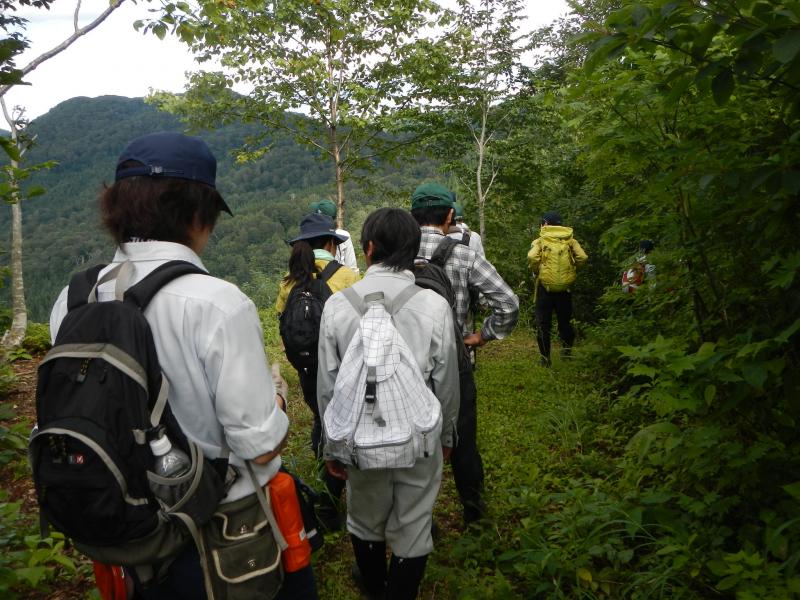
left=323, top=286, right=442, bottom=470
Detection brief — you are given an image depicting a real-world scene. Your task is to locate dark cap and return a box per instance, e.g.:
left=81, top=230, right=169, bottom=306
left=639, top=239, right=655, bottom=253
left=288, top=213, right=348, bottom=245
left=309, top=198, right=337, bottom=218
left=411, top=182, right=455, bottom=210
left=541, top=210, right=563, bottom=226
left=115, top=131, right=232, bottom=215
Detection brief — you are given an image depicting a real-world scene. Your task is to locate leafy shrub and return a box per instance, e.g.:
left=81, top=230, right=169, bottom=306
left=22, top=322, right=51, bottom=355
left=0, top=359, right=15, bottom=398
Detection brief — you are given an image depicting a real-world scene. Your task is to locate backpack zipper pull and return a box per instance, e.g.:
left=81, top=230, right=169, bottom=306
left=76, top=358, right=91, bottom=383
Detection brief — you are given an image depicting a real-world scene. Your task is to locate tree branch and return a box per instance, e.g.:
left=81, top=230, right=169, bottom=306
left=0, top=0, right=126, bottom=99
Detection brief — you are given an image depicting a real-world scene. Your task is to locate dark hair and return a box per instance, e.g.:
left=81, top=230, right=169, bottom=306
left=639, top=239, right=655, bottom=253
left=361, top=208, right=420, bottom=271
left=410, top=205, right=452, bottom=227
left=283, top=236, right=335, bottom=287
left=100, top=168, right=223, bottom=246
left=541, top=210, right=563, bottom=226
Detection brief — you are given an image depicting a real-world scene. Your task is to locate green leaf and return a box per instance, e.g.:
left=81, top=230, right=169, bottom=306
left=783, top=482, right=800, bottom=501
left=629, top=364, right=657, bottom=378
left=775, top=318, right=800, bottom=343
left=711, top=70, right=734, bottom=105
left=704, top=385, right=716, bottom=404
left=773, top=30, right=800, bottom=64
left=717, top=574, right=740, bottom=590
left=742, top=363, right=767, bottom=389
left=706, top=559, right=729, bottom=576
left=577, top=567, right=592, bottom=582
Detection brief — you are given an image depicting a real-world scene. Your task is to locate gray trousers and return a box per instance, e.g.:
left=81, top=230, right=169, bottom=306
left=345, top=446, right=443, bottom=558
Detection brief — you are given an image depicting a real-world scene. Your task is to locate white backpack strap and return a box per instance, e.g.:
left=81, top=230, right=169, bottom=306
left=87, top=261, right=134, bottom=303
left=389, top=285, right=422, bottom=315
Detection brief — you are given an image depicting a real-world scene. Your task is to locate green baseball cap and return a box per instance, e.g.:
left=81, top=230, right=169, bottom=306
left=411, top=182, right=455, bottom=210
left=309, top=198, right=337, bottom=218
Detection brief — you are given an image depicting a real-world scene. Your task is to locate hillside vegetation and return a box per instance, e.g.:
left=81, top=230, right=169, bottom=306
left=0, top=96, right=434, bottom=321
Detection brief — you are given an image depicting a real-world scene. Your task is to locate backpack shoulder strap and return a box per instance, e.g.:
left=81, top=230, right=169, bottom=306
left=390, top=284, right=422, bottom=316
left=342, top=286, right=366, bottom=316
left=461, top=230, right=470, bottom=246
left=124, top=260, right=208, bottom=311
left=431, top=236, right=460, bottom=267
left=66, top=264, right=107, bottom=311
left=318, top=260, right=342, bottom=283
left=342, top=285, right=423, bottom=318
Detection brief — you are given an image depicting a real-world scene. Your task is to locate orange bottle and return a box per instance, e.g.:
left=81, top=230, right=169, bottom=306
left=268, top=471, right=312, bottom=572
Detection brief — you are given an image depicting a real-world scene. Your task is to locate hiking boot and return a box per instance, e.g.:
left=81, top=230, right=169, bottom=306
left=539, top=356, right=551, bottom=368
left=351, top=536, right=387, bottom=599
left=463, top=498, right=487, bottom=528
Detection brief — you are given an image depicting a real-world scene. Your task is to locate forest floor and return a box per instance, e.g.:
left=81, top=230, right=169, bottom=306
left=0, top=325, right=596, bottom=599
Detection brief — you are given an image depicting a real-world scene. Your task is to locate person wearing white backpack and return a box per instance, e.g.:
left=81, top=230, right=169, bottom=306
left=317, top=208, right=459, bottom=600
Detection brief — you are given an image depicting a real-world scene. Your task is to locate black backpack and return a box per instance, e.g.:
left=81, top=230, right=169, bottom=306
left=30, top=261, right=229, bottom=573
left=414, top=237, right=475, bottom=389
left=279, top=261, right=342, bottom=371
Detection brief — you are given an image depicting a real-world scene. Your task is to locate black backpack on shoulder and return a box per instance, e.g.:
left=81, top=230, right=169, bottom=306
left=414, top=237, right=476, bottom=396
left=30, top=260, right=229, bottom=575
left=279, top=260, right=342, bottom=372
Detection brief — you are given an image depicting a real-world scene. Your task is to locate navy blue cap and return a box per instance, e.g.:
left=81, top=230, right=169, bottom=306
left=541, top=210, right=563, bottom=226
left=115, top=131, right=232, bottom=215
left=289, top=213, right=348, bottom=245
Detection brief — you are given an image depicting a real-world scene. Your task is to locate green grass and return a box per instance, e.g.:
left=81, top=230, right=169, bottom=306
left=266, top=317, right=606, bottom=599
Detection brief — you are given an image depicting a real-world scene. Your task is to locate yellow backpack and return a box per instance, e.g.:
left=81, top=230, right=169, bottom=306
left=537, top=234, right=577, bottom=292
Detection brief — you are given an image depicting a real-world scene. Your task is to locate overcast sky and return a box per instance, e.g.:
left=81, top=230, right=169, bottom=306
left=7, top=0, right=569, bottom=121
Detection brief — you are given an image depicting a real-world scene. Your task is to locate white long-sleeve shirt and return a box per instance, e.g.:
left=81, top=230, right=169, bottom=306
left=335, top=228, right=360, bottom=275
left=49, top=241, right=289, bottom=503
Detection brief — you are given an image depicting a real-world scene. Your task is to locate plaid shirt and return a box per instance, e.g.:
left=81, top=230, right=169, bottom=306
left=418, top=227, right=519, bottom=341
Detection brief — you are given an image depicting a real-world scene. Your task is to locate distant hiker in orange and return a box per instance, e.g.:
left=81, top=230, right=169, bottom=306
left=527, top=210, right=588, bottom=367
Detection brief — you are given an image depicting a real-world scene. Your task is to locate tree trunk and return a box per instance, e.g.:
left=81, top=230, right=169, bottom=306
left=334, top=146, right=346, bottom=230
left=1, top=99, right=27, bottom=350
left=475, top=103, right=488, bottom=240
left=5, top=198, right=27, bottom=349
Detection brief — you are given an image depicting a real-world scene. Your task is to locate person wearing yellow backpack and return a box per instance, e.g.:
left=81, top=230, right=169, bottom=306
left=527, top=210, right=588, bottom=367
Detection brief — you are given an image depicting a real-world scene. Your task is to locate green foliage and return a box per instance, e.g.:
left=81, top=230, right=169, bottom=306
left=0, top=398, right=77, bottom=598
left=0, top=359, right=15, bottom=398
left=21, top=322, right=50, bottom=355
left=141, top=0, right=444, bottom=223
left=0, top=495, right=78, bottom=598
left=0, top=96, right=437, bottom=320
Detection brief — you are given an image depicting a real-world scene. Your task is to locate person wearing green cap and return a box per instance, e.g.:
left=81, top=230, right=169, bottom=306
left=309, top=199, right=360, bottom=275
left=411, top=182, right=519, bottom=527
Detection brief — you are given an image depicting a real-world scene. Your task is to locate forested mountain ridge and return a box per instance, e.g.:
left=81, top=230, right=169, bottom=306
left=0, top=96, right=431, bottom=321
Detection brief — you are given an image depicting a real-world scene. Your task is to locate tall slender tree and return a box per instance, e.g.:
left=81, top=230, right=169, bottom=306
left=411, top=0, right=530, bottom=240
left=143, top=0, right=441, bottom=227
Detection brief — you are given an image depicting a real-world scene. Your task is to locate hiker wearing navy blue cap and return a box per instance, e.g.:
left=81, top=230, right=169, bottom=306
left=276, top=212, right=357, bottom=531
left=309, top=199, right=360, bottom=275
left=48, top=132, right=316, bottom=599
